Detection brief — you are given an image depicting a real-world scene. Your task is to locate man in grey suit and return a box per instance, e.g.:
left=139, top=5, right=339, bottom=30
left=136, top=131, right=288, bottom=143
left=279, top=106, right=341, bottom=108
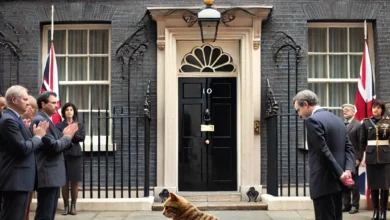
left=341, top=104, right=362, bottom=214
left=32, top=91, right=78, bottom=220
left=0, top=85, right=49, bottom=220
left=293, top=90, right=355, bottom=220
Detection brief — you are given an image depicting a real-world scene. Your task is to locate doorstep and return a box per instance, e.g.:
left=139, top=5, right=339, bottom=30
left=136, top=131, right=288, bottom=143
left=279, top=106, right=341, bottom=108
left=152, top=201, right=268, bottom=211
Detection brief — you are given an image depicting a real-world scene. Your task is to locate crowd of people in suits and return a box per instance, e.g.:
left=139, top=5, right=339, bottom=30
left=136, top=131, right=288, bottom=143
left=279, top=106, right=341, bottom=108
left=0, top=85, right=85, bottom=220
left=294, top=90, right=390, bottom=220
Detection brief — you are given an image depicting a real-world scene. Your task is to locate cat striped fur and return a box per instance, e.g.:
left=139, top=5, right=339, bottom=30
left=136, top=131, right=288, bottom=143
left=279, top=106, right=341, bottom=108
left=163, top=192, right=219, bottom=220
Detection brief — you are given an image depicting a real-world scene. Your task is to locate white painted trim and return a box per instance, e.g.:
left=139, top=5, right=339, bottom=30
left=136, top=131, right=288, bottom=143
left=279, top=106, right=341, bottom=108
left=150, top=7, right=269, bottom=197
left=42, top=24, right=113, bottom=148
left=155, top=26, right=260, bottom=191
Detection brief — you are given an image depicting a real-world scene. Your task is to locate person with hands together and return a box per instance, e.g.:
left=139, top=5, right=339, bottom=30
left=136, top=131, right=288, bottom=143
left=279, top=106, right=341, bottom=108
left=341, top=104, right=362, bottom=214
left=293, top=90, right=355, bottom=220
left=0, top=86, right=49, bottom=220
left=360, top=100, right=390, bottom=220
left=31, top=91, right=78, bottom=220
left=56, top=103, right=85, bottom=216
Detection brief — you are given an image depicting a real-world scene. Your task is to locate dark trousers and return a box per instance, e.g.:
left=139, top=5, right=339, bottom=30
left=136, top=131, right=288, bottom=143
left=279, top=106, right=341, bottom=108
left=342, top=167, right=360, bottom=208
left=34, top=187, right=60, bottom=220
left=313, top=191, right=342, bottom=220
left=1, top=191, right=29, bottom=220
left=0, top=191, right=2, bottom=217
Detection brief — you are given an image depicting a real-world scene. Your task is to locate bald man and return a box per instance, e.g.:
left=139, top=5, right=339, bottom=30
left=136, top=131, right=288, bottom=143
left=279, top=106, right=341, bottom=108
left=0, top=96, right=8, bottom=117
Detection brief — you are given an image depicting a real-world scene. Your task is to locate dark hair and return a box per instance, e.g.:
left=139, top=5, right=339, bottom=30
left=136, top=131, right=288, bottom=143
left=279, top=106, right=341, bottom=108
left=372, top=99, right=386, bottom=117
left=37, top=91, right=57, bottom=109
left=61, top=102, right=78, bottom=121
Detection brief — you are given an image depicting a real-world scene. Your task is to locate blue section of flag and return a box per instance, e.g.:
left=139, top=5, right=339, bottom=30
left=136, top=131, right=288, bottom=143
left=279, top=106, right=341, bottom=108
left=358, top=172, right=366, bottom=195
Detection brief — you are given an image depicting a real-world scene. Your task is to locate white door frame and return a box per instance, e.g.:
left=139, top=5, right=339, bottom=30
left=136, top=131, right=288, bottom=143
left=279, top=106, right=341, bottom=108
left=149, top=6, right=272, bottom=201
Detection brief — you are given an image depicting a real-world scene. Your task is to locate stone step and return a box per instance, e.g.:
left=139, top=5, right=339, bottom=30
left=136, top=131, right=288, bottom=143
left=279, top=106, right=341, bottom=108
left=176, top=192, right=242, bottom=202
left=152, top=201, right=267, bottom=211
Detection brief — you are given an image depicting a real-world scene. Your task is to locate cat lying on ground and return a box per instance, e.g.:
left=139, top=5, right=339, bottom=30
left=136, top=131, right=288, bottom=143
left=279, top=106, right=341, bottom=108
left=163, top=192, right=219, bottom=220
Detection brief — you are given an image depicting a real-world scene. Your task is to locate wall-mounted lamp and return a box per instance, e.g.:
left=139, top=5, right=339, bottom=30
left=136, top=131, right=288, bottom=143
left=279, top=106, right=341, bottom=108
left=198, top=0, right=221, bottom=43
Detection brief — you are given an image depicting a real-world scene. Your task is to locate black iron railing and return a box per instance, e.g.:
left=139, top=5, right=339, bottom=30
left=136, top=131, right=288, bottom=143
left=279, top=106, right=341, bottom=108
left=78, top=86, right=151, bottom=198
left=266, top=31, right=308, bottom=197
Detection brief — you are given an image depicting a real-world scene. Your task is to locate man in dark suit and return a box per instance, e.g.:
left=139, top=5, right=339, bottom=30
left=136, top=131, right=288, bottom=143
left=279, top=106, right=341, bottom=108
left=293, top=90, right=355, bottom=220
left=32, top=91, right=78, bottom=220
left=0, top=85, right=49, bottom=220
left=341, top=104, right=362, bottom=214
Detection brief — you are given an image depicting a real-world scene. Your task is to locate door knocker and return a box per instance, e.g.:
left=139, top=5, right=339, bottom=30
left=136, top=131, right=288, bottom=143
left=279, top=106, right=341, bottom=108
left=204, top=108, right=211, bottom=122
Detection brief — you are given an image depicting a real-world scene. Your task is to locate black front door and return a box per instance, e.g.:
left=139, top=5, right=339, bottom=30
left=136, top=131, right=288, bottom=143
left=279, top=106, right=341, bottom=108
left=178, top=77, right=237, bottom=191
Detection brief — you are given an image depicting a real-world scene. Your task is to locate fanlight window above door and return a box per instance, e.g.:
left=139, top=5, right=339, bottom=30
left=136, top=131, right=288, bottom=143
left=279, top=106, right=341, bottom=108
left=179, top=44, right=236, bottom=73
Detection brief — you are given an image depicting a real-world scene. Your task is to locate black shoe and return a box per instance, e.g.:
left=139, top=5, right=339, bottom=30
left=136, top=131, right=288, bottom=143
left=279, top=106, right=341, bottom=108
left=342, top=206, right=351, bottom=212
left=379, top=210, right=386, bottom=220
left=372, top=209, right=379, bottom=220
left=349, top=206, right=358, bottom=214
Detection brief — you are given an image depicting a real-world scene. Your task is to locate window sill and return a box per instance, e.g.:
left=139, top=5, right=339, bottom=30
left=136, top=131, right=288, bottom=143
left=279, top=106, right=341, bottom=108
left=81, top=136, right=116, bottom=152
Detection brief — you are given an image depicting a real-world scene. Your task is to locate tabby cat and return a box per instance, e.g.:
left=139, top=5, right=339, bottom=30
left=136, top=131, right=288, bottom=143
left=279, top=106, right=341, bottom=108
left=163, top=193, right=219, bottom=220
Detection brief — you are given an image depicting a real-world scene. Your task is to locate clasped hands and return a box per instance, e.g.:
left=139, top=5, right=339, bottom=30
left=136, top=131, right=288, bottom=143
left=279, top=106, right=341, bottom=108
left=339, top=170, right=354, bottom=186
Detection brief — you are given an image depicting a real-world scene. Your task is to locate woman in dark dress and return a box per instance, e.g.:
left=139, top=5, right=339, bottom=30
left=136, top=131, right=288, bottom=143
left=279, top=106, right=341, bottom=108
left=361, top=99, right=390, bottom=220
left=56, top=103, right=85, bottom=215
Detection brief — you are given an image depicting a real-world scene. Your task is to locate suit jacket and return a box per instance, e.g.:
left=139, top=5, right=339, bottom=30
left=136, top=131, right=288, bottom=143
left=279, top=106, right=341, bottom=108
left=0, top=109, right=42, bottom=191
left=346, top=118, right=362, bottom=162
left=56, top=121, right=85, bottom=156
left=31, top=111, right=72, bottom=188
left=306, top=109, right=355, bottom=199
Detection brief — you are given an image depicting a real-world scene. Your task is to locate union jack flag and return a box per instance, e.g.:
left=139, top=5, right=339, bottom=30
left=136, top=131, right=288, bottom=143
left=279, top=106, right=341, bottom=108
left=41, top=41, right=61, bottom=124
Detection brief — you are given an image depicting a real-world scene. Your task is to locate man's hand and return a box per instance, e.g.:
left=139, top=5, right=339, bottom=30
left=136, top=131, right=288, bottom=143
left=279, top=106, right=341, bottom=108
left=23, top=118, right=31, bottom=128
left=33, top=121, right=49, bottom=138
left=340, top=171, right=354, bottom=186
left=356, top=160, right=360, bottom=167
left=345, top=170, right=352, bottom=179
left=62, top=123, right=78, bottom=139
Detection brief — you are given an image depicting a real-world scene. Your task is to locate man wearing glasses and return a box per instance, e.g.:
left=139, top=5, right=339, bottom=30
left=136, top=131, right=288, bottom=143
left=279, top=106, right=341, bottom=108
left=341, top=104, right=361, bottom=214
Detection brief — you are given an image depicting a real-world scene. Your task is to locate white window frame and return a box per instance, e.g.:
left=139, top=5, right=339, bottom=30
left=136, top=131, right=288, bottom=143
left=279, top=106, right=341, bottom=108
left=308, top=22, right=375, bottom=112
left=42, top=24, right=114, bottom=151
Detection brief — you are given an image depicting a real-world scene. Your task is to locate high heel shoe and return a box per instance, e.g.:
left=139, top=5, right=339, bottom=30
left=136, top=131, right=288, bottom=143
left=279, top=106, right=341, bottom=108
left=62, top=201, right=69, bottom=215
left=70, top=202, right=77, bottom=215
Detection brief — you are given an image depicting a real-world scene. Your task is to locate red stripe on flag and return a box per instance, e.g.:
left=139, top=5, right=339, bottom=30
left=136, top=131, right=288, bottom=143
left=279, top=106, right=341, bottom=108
left=354, top=40, right=375, bottom=122
left=41, top=41, right=62, bottom=124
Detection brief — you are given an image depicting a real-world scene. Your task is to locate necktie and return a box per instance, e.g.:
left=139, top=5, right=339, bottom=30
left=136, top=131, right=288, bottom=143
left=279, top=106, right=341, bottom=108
left=18, top=116, right=25, bottom=126
left=344, top=120, right=349, bottom=128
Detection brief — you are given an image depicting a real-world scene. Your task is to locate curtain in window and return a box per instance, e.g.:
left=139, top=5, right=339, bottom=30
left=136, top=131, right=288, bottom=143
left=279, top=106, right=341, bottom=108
left=54, top=29, right=109, bottom=135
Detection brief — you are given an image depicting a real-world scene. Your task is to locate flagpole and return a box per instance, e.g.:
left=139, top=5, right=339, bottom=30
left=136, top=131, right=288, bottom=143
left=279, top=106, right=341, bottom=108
left=51, top=5, right=54, bottom=41
left=364, top=20, right=367, bottom=40
left=363, top=20, right=368, bottom=117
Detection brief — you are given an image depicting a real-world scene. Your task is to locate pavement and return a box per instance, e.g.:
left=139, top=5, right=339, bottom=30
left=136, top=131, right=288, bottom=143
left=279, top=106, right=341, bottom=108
left=28, top=210, right=379, bottom=219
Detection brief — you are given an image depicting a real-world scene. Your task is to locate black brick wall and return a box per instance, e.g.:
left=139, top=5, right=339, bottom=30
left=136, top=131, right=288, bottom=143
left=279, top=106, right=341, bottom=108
left=1, top=0, right=389, bottom=190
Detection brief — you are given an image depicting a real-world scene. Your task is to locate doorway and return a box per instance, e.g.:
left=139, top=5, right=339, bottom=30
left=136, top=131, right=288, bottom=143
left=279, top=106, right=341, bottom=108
left=178, top=77, right=237, bottom=191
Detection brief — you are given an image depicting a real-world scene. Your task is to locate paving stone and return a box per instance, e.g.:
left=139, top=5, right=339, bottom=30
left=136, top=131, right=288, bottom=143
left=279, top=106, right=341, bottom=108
left=92, top=211, right=129, bottom=220
left=28, top=210, right=387, bottom=219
